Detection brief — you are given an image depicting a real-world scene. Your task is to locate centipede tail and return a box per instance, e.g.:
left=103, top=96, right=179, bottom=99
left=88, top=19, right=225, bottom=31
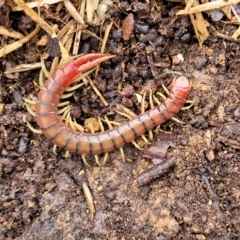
left=35, top=54, right=193, bottom=155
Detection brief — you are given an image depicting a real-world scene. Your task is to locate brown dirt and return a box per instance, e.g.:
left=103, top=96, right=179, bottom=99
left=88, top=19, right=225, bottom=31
left=0, top=1, right=240, bottom=239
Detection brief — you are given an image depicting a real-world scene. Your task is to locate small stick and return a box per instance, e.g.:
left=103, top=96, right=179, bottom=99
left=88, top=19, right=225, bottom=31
left=85, top=76, right=109, bottom=107
left=0, top=25, right=41, bottom=57
left=82, top=182, right=95, bottom=220
left=0, top=26, right=24, bottom=39
left=137, top=157, right=175, bottom=186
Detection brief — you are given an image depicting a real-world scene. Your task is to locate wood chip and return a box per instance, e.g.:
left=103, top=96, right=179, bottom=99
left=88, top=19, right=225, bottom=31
left=122, top=13, right=135, bottom=41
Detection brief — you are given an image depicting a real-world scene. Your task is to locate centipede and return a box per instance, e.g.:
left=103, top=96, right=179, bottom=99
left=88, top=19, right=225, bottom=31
left=35, top=53, right=193, bottom=155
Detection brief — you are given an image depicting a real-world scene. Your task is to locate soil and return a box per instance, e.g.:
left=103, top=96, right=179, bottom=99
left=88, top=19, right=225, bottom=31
left=0, top=1, right=240, bottom=239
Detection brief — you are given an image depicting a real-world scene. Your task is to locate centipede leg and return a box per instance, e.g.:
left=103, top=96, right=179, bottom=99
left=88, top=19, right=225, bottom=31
left=156, top=89, right=184, bottom=124
left=82, top=154, right=90, bottom=166
left=116, top=105, right=151, bottom=145
left=53, top=144, right=57, bottom=155
left=26, top=122, right=42, bottom=134
left=142, top=90, right=154, bottom=142
left=131, top=140, right=144, bottom=150
left=104, top=116, right=126, bottom=162
left=181, top=100, right=195, bottom=110
left=171, top=117, right=184, bottom=124
left=64, top=151, right=70, bottom=158
left=87, top=120, right=109, bottom=166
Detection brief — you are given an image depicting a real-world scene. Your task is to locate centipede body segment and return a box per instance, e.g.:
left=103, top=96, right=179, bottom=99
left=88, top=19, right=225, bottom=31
left=35, top=53, right=193, bottom=155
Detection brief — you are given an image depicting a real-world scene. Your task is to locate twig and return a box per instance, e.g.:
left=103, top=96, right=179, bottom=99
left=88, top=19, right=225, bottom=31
left=0, top=26, right=25, bottom=39
left=177, top=0, right=240, bottom=15
left=0, top=25, right=41, bottom=57
left=4, top=62, right=42, bottom=74
left=137, top=157, right=175, bottom=186
left=85, top=76, right=109, bottom=107
left=13, top=0, right=69, bottom=60
left=63, top=0, right=86, bottom=28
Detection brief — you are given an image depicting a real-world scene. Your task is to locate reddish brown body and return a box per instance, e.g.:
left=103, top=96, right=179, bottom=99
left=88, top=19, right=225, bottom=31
left=35, top=53, right=193, bottom=155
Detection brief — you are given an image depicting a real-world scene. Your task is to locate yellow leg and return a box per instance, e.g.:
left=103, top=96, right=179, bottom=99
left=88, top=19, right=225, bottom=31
left=82, top=154, right=90, bottom=166
left=59, top=91, right=75, bottom=99
left=181, top=100, right=194, bottom=110
left=53, top=144, right=57, bottom=155
left=64, top=151, right=70, bottom=158
left=104, top=116, right=126, bottom=162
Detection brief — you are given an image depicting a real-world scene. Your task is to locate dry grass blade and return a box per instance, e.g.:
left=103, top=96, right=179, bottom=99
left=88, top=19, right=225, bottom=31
left=12, top=0, right=62, bottom=11
left=180, top=0, right=209, bottom=47
left=13, top=0, right=69, bottom=60
left=177, top=0, right=240, bottom=15
left=85, top=76, right=109, bottom=107
left=57, top=20, right=74, bottom=39
left=95, top=21, right=113, bottom=75
left=73, top=0, right=86, bottom=55
left=0, top=25, right=41, bottom=57
left=82, top=182, right=95, bottom=220
left=0, top=26, right=25, bottom=39
left=63, top=0, right=86, bottom=28
left=86, top=0, right=99, bottom=22
left=100, top=21, right=113, bottom=54
left=4, top=62, right=42, bottom=74
left=13, top=0, right=54, bottom=35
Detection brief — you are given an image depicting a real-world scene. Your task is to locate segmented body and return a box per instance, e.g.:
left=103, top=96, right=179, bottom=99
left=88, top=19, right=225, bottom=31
left=35, top=53, right=193, bottom=155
